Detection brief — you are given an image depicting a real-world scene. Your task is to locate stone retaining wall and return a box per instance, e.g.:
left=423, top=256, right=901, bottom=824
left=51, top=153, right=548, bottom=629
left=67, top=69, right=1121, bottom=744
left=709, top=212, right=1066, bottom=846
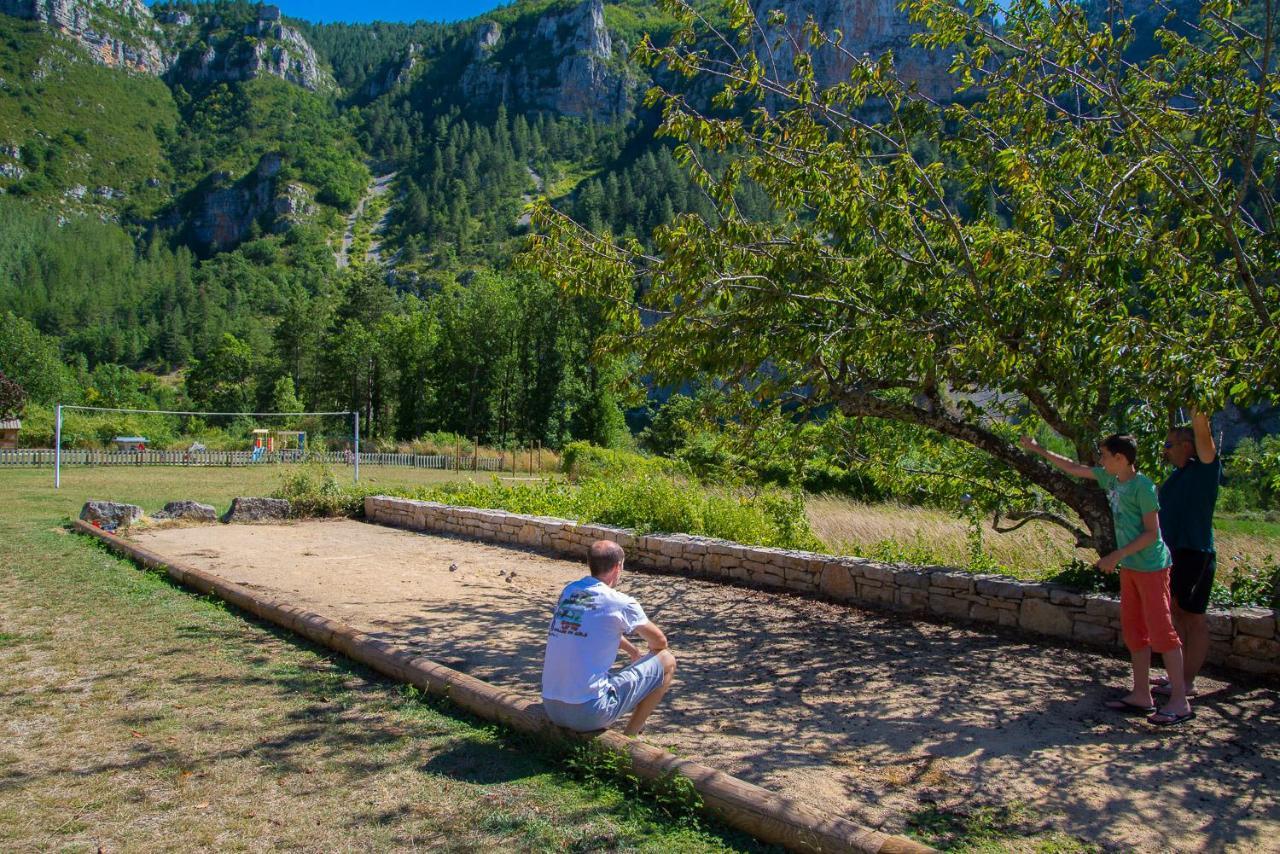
left=365, top=495, right=1279, bottom=678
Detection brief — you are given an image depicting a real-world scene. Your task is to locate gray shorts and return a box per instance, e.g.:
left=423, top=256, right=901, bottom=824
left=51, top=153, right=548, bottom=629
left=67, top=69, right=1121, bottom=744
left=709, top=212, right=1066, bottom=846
left=543, top=653, right=667, bottom=732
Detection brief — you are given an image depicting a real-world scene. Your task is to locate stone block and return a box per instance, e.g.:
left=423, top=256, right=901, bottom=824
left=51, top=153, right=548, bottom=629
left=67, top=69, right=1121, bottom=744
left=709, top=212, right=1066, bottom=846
left=1206, top=611, right=1233, bottom=638
left=81, top=500, right=145, bottom=528
left=929, top=593, right=972, bottom=619
left=1019, top=598, right=1073, bottom=638
left=1226, top=655, right=1280, bottom=676
left=655, top=538, right=687, bottom=559
left=975, top=577, right=1026, bottom=599
left=1049, top=588, right=1086, bottom=607
left=860, top=583, right=897, bottom=606
left=860, top=562, right=894, bottom=584
left=820, top=564, right=858, bottom=601
left=152, top=500, right=217, bottom=522
left=1073, top=621, right=1116, bottom=645
left=997, top=608, right=1020, bottom=627
left=892, top=568, right=930, bottom=589
left=1232, top=634, right=1280, bottom=660
left=897, top=588, right=928, bottom=611
left=971, top=604, right=1000, bottom=623
left=1232, top=608, right=1277, bottom=639
left=1084, top=596, right=1121, bottom=620
left=221, top=497, right=291, bottom=523
left=930, top=571, right=974, bottom=592
left=1020, top=583, right=1051, bottom=598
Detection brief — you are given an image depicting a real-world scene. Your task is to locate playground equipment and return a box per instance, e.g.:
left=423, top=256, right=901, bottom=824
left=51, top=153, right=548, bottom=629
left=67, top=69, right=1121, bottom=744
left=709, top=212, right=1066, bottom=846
left=251, top=428, right=308, bottom=461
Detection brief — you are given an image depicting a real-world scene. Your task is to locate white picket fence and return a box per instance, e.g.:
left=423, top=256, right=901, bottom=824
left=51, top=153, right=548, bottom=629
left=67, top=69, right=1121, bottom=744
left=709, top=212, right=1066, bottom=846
left=0, top=449, right=513, bottom=472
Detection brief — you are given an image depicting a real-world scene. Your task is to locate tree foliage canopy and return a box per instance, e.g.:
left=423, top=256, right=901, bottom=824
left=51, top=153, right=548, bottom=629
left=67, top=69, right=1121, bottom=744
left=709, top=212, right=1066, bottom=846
left=529, top=0, right=1280, bottom=552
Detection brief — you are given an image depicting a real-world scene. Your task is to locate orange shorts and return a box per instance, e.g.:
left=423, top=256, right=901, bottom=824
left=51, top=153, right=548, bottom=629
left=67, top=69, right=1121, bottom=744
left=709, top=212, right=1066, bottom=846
left=1120, top=567, right=1181, bottom=654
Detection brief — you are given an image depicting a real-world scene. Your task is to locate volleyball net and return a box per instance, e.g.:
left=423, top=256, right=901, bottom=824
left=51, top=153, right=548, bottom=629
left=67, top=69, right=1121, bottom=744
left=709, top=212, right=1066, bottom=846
left=50, top=405, right=360, bottom=488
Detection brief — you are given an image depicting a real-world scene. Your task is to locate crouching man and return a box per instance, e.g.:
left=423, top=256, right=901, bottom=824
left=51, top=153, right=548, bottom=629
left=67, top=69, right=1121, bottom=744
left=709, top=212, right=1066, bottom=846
left=541, top=540, right=676, bottom=737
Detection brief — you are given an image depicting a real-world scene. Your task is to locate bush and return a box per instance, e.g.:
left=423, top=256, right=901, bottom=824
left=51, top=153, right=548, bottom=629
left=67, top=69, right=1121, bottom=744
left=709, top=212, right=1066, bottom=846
left=274, top=463, right=821, bottom=552
left=562, top=441, right=680, bottom=481
left=1211, top=556, right=1280, bottom=609
left=274, top=464, right=372, bottom=517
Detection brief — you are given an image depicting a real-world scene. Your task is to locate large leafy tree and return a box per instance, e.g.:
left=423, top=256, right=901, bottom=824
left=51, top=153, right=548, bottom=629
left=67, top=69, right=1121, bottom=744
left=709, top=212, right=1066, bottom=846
left=529, top=0, right=1280, bottom=553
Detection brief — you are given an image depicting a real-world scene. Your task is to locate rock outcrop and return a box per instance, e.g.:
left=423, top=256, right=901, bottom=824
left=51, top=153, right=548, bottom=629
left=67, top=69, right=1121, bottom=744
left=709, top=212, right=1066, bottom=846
left=1, top=0, right=170, bottom=74
left=189, top=152, right=315, bottom=253
left=80, top=499, right=144, bottom=528
left=221, top=497, right=291, bottom=523
left=362, top=42, right=419, bottom=98
left=152, top=500, right=218, bottom=522
left=168, top=8, right=332, bottom=92
left=461, top=0, right=635, bottom=121
left=751, top=0, right=955, bottom=101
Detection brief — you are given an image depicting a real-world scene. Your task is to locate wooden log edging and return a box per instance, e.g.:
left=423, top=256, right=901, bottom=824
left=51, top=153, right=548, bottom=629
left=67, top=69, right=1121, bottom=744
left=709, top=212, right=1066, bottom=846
left=72, top=520, right=930, bottom=854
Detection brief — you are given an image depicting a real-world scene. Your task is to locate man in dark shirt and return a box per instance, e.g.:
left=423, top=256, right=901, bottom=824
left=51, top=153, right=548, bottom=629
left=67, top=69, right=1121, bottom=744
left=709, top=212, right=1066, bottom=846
left=1156, top=410, right=1220, bottom=696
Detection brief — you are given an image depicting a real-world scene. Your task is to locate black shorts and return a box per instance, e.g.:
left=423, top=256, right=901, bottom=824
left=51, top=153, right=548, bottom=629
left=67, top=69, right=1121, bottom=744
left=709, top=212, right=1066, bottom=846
left=1169, top=548, right=1216, bottom=615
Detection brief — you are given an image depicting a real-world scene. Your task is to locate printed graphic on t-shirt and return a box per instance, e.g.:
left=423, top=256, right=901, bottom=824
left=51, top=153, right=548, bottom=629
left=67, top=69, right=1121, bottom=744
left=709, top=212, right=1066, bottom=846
left=552, top=589, right=596, bottom=638
left=1106, top=484, right=1122, bottom=516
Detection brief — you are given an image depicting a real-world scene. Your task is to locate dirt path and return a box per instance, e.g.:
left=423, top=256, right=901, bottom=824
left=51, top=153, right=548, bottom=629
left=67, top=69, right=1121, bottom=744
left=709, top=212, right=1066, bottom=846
left=130, top=520, right=1280, bottom=852
left=337, top=172, right=396, bottom=269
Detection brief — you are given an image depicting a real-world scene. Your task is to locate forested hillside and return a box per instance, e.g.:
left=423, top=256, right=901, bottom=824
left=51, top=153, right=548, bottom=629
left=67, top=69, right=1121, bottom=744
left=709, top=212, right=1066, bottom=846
left=0, top=0, right=685, bottom=451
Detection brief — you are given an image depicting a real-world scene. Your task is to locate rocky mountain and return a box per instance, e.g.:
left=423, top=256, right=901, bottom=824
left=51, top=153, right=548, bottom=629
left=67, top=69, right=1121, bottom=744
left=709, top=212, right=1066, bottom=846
left=0, top=0, right=168, bottom=73
left=166, top=5, right=333, bottom=92
left=751, top=0, right=955, bottom=100
left=190, top=152, right=315, bottom=251
left=460, top=0, right=637, bottom=121
left=1, top=0, right=332, bottom=90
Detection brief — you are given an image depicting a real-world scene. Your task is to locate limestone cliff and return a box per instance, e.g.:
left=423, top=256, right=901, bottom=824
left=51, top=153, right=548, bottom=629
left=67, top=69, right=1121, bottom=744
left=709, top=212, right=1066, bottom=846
left=168, top=6, right=333, bottom=92
left=461, top=0, right=635, bottom=121
left=190, top=152, right=316, bottom=253
left=0, top=0, right=170, bottom=74
left=362, top=42, right=419, bottom=98
left=751, top=0, right=954, bottom=101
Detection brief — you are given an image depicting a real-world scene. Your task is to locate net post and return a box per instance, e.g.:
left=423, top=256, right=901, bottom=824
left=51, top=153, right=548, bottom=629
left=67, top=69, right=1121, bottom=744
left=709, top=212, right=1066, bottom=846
left=54, top=404, right=62, bottom=488
left=353, top=411, right=360, bottom=484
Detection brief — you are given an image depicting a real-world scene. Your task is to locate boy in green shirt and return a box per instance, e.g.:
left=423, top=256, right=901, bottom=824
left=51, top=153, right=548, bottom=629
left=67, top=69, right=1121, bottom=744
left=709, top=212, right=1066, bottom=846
left=1020, top=433, right=1194, bottom=726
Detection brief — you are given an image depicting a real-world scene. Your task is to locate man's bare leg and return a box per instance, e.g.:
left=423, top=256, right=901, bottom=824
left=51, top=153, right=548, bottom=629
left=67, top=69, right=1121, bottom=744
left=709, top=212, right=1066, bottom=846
left=623, top=650, right=676, bottom=737
left=1154, top=646, right=1192, bottom=719
left=1168, top=602, right=1207, bottom=694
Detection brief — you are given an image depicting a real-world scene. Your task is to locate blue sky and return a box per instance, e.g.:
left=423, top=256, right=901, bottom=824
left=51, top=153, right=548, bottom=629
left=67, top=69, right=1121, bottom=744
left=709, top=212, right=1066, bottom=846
left=148, top=1, right=510, bottom=24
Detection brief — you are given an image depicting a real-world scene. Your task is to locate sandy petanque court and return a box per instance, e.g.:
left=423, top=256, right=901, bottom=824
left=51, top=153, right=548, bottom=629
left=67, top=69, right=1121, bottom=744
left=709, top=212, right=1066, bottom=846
left=129, top=518, right=1279, bottom=851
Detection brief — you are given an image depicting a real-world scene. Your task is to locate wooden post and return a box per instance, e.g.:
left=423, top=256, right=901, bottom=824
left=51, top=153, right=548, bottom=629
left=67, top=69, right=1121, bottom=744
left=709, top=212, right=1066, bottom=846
left=473, top=438, right=478, bottom=472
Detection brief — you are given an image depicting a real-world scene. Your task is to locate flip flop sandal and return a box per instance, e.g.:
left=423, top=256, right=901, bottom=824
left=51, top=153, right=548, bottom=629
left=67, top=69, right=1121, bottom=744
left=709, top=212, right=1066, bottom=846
left=1153, top=683, right=1200, bottom=698
left=1147, top=709, right=1196, bottom=727
left=1149, top=675, right=1171, bottom=687
left=1105, top=699, right=1157, bottom=714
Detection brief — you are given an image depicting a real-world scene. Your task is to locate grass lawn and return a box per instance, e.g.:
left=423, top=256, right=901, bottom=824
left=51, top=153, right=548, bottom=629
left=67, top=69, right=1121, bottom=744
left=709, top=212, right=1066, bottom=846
left=0, top=465, right=764, bottom=851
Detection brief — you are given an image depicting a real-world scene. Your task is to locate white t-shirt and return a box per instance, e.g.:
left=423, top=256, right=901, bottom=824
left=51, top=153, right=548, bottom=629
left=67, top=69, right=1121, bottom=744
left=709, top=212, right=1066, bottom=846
left=541, top=576, right=648, bottom=703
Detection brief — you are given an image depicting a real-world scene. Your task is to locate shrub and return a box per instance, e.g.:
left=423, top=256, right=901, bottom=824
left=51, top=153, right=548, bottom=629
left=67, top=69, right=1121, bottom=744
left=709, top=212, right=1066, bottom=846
left=561, top=441, right=680, bottom=480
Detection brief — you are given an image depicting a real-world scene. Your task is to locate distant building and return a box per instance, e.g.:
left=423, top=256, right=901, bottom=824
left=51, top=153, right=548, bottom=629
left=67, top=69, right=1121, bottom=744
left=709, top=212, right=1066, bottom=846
left=0, top=419, right=19, bottom=450
left=113, top=436, right=148, bottom=451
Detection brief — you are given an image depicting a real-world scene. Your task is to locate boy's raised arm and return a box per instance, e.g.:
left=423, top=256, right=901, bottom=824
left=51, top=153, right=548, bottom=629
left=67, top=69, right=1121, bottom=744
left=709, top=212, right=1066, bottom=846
left=1019, top=436, right=1097, bottom=479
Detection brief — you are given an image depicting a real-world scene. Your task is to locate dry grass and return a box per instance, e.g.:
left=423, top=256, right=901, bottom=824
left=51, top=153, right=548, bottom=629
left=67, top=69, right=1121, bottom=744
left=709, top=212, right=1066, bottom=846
left=806, top=495, right=1280, bottom=583
left=806, top=496, right=1081, bottom=579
